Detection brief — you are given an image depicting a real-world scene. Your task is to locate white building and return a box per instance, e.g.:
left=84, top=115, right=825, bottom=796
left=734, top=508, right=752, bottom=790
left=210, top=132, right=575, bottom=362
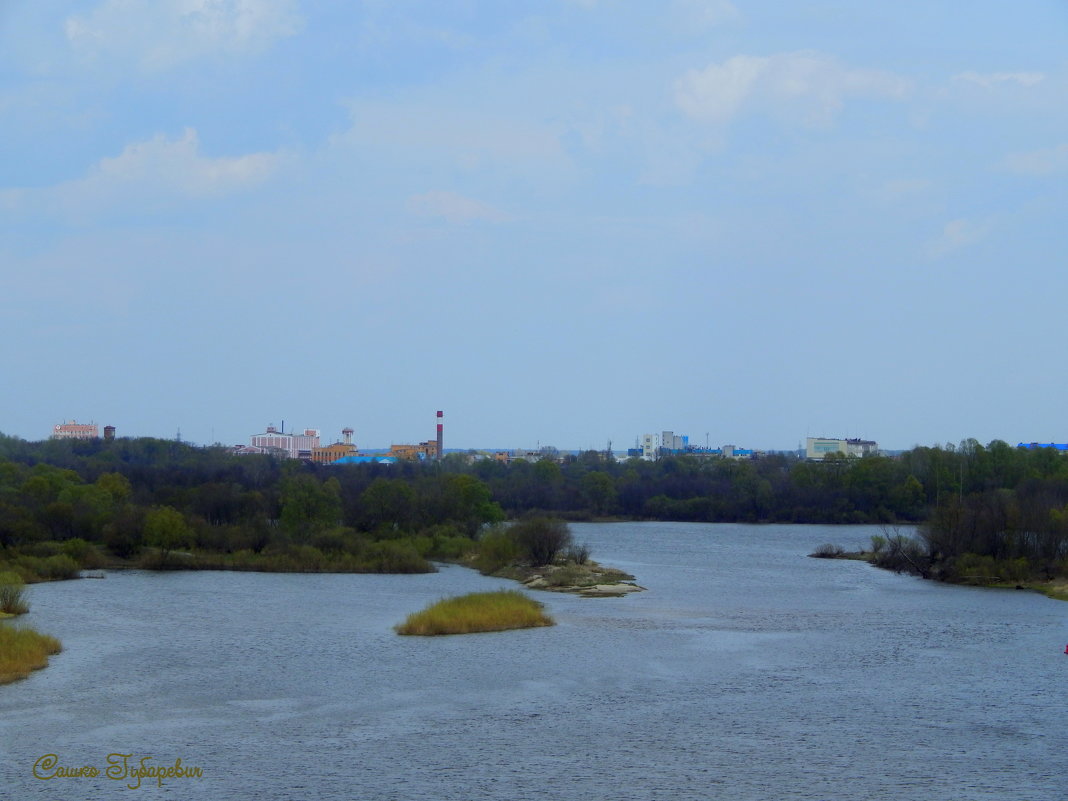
left=805, top=437, right=878, bottom=460
left=249, top=425, right=321, bottom=459
left=641, top=434, right=657, bottom=460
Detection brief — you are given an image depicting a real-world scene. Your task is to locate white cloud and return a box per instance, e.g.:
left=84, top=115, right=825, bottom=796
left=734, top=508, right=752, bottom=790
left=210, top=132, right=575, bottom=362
left=952, top=71, right=1044, bottom=89
left=928, top=218, right=986, bottom=257
left=65, top=0, right=302, bottom=69
left=1004, top=143, right=1068, bottom=176
left=407, top=191, right=512, bottom=224
left=675, top=51, right=909, bottom=127
left=2, top=128, right=282, bottom=216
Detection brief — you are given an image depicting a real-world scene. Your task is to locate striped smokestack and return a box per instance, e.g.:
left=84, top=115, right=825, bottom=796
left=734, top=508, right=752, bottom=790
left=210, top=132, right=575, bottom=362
left=436, top=410, right=443, bottom=460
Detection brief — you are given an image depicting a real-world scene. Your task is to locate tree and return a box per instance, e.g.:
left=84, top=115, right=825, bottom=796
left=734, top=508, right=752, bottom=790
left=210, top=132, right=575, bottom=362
left=143, top=506, right=193, bottom=566
left=511, top=517, right=572, bottom=566
left=279, top=475, right=342, bottom=537
left=581, top=471, right=617, bottom=516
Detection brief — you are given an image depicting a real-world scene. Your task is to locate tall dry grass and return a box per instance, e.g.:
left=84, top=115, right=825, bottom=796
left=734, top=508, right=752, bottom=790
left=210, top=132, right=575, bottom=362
left=0, top=572, right=28, bottom=615
left=0, top=625, right=62, bottom=684
left=395, top=590, right=553, bottom=636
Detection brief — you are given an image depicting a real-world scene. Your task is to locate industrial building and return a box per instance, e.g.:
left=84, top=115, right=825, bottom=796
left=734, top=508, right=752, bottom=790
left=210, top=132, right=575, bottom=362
left=805, top=437, right=879, bottom=460
left=312, top=428, right=358, bottom=464
left=51, top=421, right=99, bottom=440
left=249, top=424, right=321, bottom=460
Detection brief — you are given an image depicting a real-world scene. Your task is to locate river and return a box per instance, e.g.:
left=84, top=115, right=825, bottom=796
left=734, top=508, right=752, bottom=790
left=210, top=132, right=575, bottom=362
left=1, top=522, right=1065, bottom=800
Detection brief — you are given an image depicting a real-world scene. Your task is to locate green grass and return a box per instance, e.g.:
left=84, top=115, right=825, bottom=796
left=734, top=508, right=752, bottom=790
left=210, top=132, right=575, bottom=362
left=0, top=625, right=62, bottom=684
left=395, top=590, right=554, bottom=636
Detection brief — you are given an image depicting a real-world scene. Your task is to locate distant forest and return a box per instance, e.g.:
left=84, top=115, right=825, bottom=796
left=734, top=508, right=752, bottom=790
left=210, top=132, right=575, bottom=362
left=1, top=434, right=1066, bottom=582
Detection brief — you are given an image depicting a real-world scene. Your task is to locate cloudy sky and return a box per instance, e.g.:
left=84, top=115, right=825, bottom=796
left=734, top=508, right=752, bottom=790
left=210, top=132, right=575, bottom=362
left=2, top=1, right=1066, bottom=452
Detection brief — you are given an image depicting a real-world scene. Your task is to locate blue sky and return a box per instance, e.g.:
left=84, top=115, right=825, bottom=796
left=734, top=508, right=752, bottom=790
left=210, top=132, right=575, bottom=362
left=2, top=1, right=1067, bottom=452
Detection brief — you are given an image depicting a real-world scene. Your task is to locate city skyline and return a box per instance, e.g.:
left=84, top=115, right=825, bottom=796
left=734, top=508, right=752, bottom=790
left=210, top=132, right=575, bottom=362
left=3, top=2, right=1066, bottom=452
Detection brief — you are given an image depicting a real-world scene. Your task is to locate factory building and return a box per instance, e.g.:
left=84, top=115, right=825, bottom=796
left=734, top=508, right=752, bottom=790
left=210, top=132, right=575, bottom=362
left=805, top=437, right=879, bottom=460
left=51, top=421, right=99, bottom=440
left=249, top=425, right=321, bottom=460
left=313, top=428, right=358, bottom=464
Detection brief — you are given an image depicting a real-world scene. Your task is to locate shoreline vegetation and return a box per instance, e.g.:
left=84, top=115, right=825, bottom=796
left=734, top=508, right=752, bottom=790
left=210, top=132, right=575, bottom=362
left=395, top=590, right=553, bottom=635
left=0, top=626, right=62, bottom=685
left=0, top=432, right=1065, bottom=604
left=0, top=572, right=62, bottom=684
left=809, top=534, right=1068, bottom=603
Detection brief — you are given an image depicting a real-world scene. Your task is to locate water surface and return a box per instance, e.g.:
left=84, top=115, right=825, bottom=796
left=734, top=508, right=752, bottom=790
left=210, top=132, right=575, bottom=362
left=2, top=523, right=1064, bottom=800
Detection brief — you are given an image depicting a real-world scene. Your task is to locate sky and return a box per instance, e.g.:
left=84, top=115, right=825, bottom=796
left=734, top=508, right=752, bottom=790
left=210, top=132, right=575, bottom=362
left=2, top=0, right=1067, bottom=453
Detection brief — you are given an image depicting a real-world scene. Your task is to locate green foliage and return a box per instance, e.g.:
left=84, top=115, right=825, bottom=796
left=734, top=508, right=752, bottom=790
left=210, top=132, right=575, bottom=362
left=473, top=528, right=520, bottom=575
left=143, top=506, right=193, bottom=558
left=1, top=430, right=1067, bottom=582
left=280, top=475, right=342, bottom=535
left=362, top=540, right=434, bottom=573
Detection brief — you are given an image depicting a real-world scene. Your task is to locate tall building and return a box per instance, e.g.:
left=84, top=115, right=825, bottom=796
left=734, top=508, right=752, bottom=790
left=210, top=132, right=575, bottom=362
left=641, top=434, right=657, bottom=460
left=51, top=421, right=99, bottom=440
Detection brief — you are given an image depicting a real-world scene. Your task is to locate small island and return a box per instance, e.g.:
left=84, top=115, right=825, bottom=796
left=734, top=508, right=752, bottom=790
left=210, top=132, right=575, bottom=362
left=395, top=590, right=553, bottom=635
left=467, top=517, right=644, bottom=597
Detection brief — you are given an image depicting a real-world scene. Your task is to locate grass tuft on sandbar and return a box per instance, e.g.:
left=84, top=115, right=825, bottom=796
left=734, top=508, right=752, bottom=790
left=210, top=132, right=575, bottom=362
left=0, top=625, right=62, bottom=684
left=395, top=590, right=554, bottom=636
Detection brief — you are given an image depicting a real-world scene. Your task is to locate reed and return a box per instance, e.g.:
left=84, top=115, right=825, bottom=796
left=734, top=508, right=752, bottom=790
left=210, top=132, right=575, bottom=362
left=396, top=590, right=553, bottom=636
left=0, top=625, right=62, bottom=684
left=0, top=572, right=28, bottom=615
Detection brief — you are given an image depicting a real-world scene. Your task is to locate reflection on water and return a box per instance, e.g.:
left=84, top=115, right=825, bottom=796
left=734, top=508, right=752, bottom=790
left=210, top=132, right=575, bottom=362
left=2, top=523, right=1065, bottom=800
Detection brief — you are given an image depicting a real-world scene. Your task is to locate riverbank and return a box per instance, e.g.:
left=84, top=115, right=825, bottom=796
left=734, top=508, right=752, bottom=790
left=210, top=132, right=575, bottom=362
left=811, top=548, right=1068, bottom=603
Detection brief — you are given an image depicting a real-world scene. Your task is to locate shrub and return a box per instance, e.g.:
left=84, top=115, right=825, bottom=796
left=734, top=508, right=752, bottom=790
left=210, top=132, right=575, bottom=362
left=565, top=542, right=591, bottom=565
left=511, top=517, right=572, bottom=566
left=362, top=541, right=434, bottom=574
left=473, top=528, right=520, bottom=575
left=61, top=538, right=105, bottom=568
left=395, top=590, right=553, bottom=635
left=429, top=533, right=477, bottom=560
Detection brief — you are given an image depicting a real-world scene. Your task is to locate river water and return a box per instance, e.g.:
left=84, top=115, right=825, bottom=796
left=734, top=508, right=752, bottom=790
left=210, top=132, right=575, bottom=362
left=1, top=522, right=1065, bottom=800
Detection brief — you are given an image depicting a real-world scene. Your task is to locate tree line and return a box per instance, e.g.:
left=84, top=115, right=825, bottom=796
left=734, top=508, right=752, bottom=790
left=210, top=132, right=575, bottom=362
left=1, top=433, right=1066, bottom=581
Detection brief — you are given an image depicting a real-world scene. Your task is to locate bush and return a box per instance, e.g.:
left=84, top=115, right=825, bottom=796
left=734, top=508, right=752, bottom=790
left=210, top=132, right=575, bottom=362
left=60, top=538, right=105, bottom=568
left=565, top=542, right=591, bottom=565
left=473, top=528, right=520, bottom=575
left=362, top=541, right=434, bottom=574
left=511, top=517, right=572, bottom=566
